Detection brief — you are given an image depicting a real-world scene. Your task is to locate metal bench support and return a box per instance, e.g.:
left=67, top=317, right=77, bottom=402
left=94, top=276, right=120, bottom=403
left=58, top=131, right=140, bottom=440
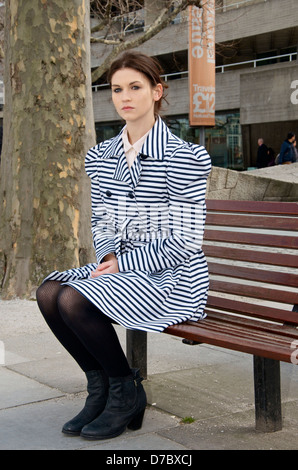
left=126, top=330, right=147, bottom=379
left=253, top=356, right=282, bottom=432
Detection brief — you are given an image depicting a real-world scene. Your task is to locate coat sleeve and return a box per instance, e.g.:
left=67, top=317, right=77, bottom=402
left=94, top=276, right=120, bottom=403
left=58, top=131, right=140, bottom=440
left=85, top=146, right=116, bottom=264
left=279, top=141, right=287, bottom=163
left=117, top=144, right=211, bottom=273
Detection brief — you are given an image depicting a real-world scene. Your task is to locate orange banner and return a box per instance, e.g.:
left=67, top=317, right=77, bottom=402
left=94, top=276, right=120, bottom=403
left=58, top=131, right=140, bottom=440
left=188, top=2, right=215, bottom=127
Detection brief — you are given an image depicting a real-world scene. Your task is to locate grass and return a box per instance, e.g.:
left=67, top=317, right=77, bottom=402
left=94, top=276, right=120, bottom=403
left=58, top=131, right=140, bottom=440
left=181, top=416, right=195, bottom=424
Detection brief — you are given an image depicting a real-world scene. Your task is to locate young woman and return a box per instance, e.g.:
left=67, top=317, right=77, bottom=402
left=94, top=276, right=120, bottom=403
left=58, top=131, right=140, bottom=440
left=36, top=51, right=211, bottom=440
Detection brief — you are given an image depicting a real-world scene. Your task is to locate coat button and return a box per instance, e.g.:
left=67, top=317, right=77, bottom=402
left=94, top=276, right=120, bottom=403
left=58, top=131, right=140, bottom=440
left=106, top=190, right=112, bottom=197
left=127, top=191, right=134, bottom=199
left=140, top=154, right=148, bottom=160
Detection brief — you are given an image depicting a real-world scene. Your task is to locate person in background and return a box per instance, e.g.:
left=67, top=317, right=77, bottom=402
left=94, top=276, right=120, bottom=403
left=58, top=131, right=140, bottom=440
left=267, top=147, right=276, bottom=166
left=256, top=138, right=270, bottom=168
left=278, top=132, right=296, bottom=164
left=293, top=140, right=298, bottom=162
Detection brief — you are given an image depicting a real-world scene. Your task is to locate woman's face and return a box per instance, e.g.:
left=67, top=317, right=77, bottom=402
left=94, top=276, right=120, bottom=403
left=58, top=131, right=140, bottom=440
left=111, top=67, right=162, bottom=126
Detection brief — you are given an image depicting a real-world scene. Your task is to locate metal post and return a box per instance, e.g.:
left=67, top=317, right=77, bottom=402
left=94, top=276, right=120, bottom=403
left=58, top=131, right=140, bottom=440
left=199, top=126, right=205, bottom=147
left=126, top=330, right=147, bottom=379
left=253, top=355, right=282, bottom=432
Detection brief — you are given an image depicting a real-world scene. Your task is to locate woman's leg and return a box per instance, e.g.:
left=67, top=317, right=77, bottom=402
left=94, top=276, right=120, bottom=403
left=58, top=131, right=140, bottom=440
left=36, top=280, right=102, bottom=372
left=56, top=285, right=131, bottom=378
left=37, top=280, right=131, bottom=435
left=54, top=286, right=147, bottom=440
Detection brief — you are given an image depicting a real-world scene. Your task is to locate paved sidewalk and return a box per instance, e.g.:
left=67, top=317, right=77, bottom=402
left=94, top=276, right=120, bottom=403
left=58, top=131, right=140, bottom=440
left=1, top=299, right=298, bottom=451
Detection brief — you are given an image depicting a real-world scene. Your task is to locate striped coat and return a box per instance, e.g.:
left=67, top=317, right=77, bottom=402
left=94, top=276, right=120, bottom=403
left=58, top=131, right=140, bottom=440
left=44, top=118, right=212, bottom=332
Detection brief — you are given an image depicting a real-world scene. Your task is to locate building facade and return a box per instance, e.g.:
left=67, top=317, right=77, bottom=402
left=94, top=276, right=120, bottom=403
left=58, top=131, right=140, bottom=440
left=91, top=0, right=298, bottom=170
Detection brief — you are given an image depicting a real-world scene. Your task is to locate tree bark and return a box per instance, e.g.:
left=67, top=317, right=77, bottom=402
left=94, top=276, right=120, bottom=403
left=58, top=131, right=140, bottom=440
left=0, top=0, right=96, bottom=298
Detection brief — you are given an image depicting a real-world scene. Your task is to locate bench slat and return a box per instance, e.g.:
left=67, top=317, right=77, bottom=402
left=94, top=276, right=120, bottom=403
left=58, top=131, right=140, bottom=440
left=196, top=317, right=295, bottom=349
left=206, top=295, right=298, bottom=325
left=208, top=261, right=298, bottom=288
left=204, top=229, right=298, bottom=249
left=202, top=310, right=298, bottom=339
left=206, top=213, right=298, bottom=231
left=203, top=245, right=298, bottom=268
left=165, top=314, right=298, bottom=363
left=209, top=279, right=298, bottom=305
left=206, top=200, right=298, bottom=215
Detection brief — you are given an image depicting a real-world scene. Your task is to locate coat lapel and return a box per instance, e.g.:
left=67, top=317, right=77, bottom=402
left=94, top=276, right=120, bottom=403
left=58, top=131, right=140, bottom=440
left=140, top=117, right=169, bottom=160
left=100, top=131, right=133, bottom=187
left=100, top=117, right=170, bottom=188
left=129, top=156, right=142, bottom=188
left=113, top=152, right=133, bottom=187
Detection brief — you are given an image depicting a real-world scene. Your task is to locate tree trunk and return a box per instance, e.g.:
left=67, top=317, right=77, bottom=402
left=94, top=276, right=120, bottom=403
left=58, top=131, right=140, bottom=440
left=0, top=0, right=96, bottom=299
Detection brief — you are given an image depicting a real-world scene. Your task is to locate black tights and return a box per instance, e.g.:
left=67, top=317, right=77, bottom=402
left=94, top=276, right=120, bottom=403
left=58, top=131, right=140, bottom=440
left=36, top=280, right=131, bottom=377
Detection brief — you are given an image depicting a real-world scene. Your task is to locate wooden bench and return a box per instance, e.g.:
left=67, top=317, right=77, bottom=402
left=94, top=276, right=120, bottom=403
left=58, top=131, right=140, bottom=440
left=126, top=199, right=298, bottom=432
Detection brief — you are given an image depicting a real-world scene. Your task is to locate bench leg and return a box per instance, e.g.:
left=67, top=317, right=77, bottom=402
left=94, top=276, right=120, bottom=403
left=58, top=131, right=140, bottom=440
left=253, top=355, right=282, bottom=432
left=126, top=330, right=147, bottom=379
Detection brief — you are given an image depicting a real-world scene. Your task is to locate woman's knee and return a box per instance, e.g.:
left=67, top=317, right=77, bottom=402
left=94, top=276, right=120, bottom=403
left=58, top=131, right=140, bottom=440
left=35, top=284, right=44, bottom=306
left=36, top=281, right=59, bottom=309
left=57, top=286, right=86, bottom=327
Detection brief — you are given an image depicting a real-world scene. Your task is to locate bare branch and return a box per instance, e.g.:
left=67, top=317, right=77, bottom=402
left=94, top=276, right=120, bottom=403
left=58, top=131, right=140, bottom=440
left=91, top=0, right=203, bottom=83
left=91, top=0, right=144, bottom=33
left=91, top=37, right=124, bottom=45
left=91, top=13, right=120, bottom=35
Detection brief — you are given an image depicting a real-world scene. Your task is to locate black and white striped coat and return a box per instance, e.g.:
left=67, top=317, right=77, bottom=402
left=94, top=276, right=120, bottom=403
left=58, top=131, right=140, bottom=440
left=44, top=118, right=212, bottom=332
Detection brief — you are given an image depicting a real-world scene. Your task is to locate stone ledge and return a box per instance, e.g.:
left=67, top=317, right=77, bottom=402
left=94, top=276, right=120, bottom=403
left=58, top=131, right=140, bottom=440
left=207, top=163, right=298, bottom=202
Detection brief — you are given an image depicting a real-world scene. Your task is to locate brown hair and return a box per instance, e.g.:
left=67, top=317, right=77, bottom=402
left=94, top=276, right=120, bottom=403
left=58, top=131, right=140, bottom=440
left=107, top=51, right=168, bottom=115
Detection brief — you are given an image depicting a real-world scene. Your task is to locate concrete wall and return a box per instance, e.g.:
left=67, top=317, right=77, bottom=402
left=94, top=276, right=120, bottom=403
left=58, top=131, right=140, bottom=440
left=215, top=69, right=240, bottom=111
left=216, top=0, right=298, bottom=42
left=207, top=163, right=298, bottom=202
left=215, top=61, right=298, bottom=120
left=240, top=62, right=298, bottom=124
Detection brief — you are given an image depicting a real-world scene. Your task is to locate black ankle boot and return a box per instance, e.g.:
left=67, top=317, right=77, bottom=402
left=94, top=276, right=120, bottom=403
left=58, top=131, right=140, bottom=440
left=62, top=370, right=109, bottom=436
left=80, top=369, right=147, bottom=440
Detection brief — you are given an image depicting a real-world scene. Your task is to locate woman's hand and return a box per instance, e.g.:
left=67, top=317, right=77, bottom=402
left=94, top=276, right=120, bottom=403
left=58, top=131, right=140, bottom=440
left=90, top=254, right=119, bottom=278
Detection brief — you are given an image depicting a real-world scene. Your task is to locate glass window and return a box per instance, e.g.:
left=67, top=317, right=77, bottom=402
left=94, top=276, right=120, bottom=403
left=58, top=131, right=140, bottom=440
left=256, top=51, right=277, bottom=67
left=95, top=122, right=124, bottom=143
left=166, top=113, right=243, bottom=170
left=279, top=46, right=297, bottom=62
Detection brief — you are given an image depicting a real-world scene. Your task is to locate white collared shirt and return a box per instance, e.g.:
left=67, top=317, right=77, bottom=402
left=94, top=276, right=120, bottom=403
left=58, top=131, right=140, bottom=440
left=122, top=127, right=151, bottom=169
